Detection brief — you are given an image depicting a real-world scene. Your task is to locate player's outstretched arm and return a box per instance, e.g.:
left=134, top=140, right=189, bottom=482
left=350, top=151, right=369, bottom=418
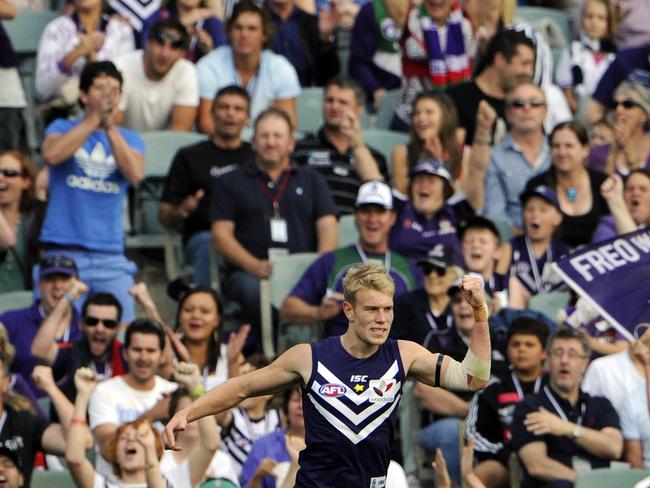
left=401, top=275, right=491, bottom=391
left=163, top=344, right=311, bottom=450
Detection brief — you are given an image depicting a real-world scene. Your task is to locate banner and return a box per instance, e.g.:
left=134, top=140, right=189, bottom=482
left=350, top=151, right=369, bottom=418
left=553, top=228, right=650, bottom=340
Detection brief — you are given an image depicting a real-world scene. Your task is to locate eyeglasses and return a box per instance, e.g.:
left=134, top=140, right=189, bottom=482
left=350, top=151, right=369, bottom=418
left=612, top=99, right=640, bottom=110
left=549, top=348, right=587, bottom=360
left=0, top=168, right=22, bottom=178
left=83, top=316, right=119, bottom=329
left=152, top=30, right=185, bottom=49
left=508, top=98, right=546, bottom=109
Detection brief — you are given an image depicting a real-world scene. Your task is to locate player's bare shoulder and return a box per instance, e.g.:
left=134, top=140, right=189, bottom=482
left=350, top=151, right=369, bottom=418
left=275, top=343, right=313, bottom=386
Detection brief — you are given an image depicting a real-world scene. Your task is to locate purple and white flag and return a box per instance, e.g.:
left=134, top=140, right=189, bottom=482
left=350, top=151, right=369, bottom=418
left=553, top=228, right=650, bottom=340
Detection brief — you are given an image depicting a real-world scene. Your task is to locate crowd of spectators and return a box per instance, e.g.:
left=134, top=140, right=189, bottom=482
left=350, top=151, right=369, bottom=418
left=1, top=0, right=650, bottom=486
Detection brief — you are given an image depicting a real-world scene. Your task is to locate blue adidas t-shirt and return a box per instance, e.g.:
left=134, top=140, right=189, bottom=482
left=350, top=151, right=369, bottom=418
left=40, top=119, right=144, bottom=253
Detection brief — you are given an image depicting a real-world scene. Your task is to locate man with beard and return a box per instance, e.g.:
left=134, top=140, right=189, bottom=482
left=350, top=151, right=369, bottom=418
left=115, top=18, right=199, bottom=131
left=89, top=319, right=177, bottom=479
left=32, top=292, right=127, bottom=405
left=292, top=76, right=388, bottom=215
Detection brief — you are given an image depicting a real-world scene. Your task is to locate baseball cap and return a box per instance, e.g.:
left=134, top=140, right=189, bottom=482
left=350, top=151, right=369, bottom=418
left=39, top=254, right=78, bottom=279
left=355, top=181, right=393, bottom=210
left=0, top=446, right=21, bottom=471
left=408, top=157, right=454, bottom=184
left=520, top=185, right=560, bottom=211
left=417, top=244, right=456, bottom=271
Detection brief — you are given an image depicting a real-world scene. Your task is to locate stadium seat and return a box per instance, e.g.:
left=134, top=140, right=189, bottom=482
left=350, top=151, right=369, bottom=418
left=30, top=469, right=76, bottom=488
left=527, top=291, right=571, bottom=324
left=3, top=10, right=58, bottom=156
left=339, top=214, right=358, bottom=248
left=375, top=89, right=401, bottom=130
left=491, top=218, right=514, bottom=243
left=259, top=252, right=319, bottom=357
left=0, top=290, right=33, bottom=314
left=297, top=87, right=324, bottom=133
left=575, top=467, right=650, bottom=488
left=362, top=129, right=409, bottom=178
left=127, top=130, right=207, bottom=254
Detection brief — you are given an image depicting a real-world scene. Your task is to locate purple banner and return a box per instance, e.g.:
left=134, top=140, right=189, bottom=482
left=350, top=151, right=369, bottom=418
left=553, top=228, right=650, bottom=340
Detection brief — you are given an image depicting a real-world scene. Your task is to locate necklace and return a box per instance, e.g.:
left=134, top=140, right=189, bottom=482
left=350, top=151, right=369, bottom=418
left=566, top=187, right=577, bottom=203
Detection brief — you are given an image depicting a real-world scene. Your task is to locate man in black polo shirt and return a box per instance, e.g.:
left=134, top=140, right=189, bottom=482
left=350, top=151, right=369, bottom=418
left=211, top=107, right=339, bottom=340
left=159, top=85, right=254, bottom=285
left=511, top=328, right=623, bottom=488
left=447, top=29, right=535, bottom=146
left=292, top=75, right=388, bottom=214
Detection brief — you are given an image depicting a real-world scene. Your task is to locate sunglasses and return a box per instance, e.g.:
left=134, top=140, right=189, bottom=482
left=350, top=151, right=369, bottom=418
left=612, top=99, right=640, bottom=110
left=83, top=316, right=119, bottom=329
left=0, top=168, right=22, bottom=178
left=153, top=30, right=185, bottom=49
left=421, top=264, right=447, bottom=277
left=508, top=98, right=546, bottom=109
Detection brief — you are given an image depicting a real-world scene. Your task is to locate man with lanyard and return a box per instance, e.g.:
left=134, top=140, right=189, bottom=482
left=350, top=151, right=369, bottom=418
left=211, top=107, right=338, bottom=345
left=164, top=263, right=492, bottom=487
left=466, top=317, right=549, bottom=488
left=281, top=180, right=421, bottom=338
left=511, top=328, right=623, bottom=488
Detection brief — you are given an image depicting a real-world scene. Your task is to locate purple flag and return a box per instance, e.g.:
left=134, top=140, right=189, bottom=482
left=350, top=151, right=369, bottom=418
left=553, top=228, right=650, bottom=340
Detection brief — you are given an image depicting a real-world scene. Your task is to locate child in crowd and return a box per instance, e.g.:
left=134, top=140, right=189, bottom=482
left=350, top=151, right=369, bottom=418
left=217, top=354, right=281, bottom=476
left=499, top=186, right=569, bottom=309
left=459, top=216, right=508, bottom=301
left=555, top=0, right=617, bottom=114
left=590, top=119, right=614, bottom=148
left=465, top=317, right=549, bottom=488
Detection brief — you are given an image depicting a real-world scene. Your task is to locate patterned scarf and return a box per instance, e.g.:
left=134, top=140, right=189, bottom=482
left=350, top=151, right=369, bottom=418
left=401, top=2, right=471, bottom=88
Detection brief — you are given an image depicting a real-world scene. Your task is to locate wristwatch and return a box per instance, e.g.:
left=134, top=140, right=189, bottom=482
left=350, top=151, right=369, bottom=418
left=572, top=424, right=583, bottom=439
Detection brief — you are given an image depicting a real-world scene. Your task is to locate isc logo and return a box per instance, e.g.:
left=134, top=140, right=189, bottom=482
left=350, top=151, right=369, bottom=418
left=350, top=375, right=368, bottom=382
left=319, top=383, right=347, bottom=397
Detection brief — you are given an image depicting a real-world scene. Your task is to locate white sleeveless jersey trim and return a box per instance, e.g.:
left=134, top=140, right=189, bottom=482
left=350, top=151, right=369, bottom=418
left=307, top=392, right=402, bottom=445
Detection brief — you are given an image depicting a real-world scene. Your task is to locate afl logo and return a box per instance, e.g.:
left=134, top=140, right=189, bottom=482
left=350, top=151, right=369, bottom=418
left=319, top=383, right=347, bottom=398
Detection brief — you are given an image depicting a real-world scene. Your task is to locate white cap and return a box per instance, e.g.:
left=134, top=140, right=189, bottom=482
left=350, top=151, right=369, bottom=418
left=355, top=181, right=393, bottom=210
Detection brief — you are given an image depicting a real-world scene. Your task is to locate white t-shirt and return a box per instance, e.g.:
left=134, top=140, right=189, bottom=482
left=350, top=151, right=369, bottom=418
left=203, top=344, right=229, bottom=392
left=196, top=46, right=301, bottom=123
left=582, top=350, right=645, bottom=415
left=620, top=387, right=650, bottom=470
left=160, top=450, right=240, bottom=488
left=93, top=473, right=147, bottom=488
left=116, top=50, right=199, bottom=132
left=89, top=375, right=178, bottom=479
left=159, top=452, right=192, bottom=488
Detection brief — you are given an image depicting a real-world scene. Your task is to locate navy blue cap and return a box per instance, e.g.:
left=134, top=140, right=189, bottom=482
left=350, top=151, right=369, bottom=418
left=520, top=185, right=560, bottom=211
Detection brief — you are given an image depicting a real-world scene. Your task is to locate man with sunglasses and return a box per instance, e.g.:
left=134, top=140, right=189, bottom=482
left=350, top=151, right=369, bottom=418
left=280, top=180, right=420, bottom=339
left=35, top=292, right=127, bottom=409
left=483, top=81, right=551, bottom=234
left=115, top=18, right=199, bottom=132
left=0, top=254, right=84, bottom=398
left=511, top=328, right=622, bottom=488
